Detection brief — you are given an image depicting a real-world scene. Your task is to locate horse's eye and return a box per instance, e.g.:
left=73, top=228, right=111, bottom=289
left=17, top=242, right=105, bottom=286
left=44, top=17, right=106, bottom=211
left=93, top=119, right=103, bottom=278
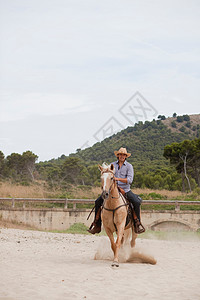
left=111, top=177, right=114, bottom=180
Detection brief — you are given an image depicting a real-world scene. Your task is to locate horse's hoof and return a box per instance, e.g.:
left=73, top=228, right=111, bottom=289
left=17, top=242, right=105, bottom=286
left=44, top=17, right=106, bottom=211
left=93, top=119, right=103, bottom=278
left=111, top=261, right=119, bottom=267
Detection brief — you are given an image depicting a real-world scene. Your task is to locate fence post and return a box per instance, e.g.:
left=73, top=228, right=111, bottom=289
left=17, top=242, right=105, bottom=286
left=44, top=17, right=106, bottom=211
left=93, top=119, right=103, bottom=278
left=12, top=198, right=15, bottom=208
left=64, top=199, right=68, bottom=209
left=175, top=201, right=180, bottom=212
left=73, top=202, right=76, bottom=210
left=23, top=202, right=26, bottom=209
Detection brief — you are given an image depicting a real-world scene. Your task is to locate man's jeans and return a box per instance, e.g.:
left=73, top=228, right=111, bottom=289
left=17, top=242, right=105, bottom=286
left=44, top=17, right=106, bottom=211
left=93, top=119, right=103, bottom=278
left=125, top=190, right=142, bottom=221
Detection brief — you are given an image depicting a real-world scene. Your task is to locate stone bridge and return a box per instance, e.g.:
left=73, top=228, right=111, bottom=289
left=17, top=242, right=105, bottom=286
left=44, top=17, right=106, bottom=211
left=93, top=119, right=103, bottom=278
left=141, top=210, right=200, bottom=231
left=0, top=198, right=200, bottom=231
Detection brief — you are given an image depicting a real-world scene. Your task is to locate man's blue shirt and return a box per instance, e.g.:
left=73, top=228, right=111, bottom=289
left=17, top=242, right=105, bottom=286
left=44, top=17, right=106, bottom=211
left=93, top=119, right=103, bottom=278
left=112, top=160, right=134, bottom=193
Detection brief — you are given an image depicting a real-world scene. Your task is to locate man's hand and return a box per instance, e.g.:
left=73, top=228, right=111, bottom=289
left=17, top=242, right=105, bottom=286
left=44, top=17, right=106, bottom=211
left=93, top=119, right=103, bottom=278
left=114, top=177, right=127, bottom=183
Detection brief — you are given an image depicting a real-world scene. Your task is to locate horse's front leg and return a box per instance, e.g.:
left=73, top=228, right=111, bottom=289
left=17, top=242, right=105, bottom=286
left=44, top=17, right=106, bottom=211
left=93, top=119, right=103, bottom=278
left=104, top=227, right=116, bottom=255
left=112, top=226, right=125, bottom=267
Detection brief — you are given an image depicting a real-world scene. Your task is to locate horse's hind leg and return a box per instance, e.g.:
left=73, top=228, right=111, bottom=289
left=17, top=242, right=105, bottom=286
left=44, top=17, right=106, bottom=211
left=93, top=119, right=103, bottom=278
left=130, top=225, right=137, bottom=248
left=121, top=229, right=130, bottom=247
left=121, top=234, right=124, bottom=245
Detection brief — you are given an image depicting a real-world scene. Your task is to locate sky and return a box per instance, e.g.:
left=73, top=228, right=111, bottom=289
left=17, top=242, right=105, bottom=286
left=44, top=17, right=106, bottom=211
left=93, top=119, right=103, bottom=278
left=0, top=0, right=200, bottom=161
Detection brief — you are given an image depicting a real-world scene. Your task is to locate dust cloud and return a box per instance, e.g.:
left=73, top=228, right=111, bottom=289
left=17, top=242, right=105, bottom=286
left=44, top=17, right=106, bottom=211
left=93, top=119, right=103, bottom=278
left=94, top=236, right=157, bottom=265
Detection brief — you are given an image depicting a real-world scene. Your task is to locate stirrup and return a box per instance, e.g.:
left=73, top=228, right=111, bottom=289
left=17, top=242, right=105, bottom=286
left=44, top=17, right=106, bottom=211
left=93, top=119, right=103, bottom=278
left=88, top=222, right=95, bottom=230
left=137, top=224, right=145, bottom=234
left=87, top=223, right=101, bottom=234
left=134, top=220, right=145, bottom=234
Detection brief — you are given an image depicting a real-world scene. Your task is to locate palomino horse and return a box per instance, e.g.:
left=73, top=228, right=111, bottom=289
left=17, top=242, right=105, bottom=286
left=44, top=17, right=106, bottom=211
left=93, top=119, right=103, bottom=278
left=99, top=163, right=137, bottom=267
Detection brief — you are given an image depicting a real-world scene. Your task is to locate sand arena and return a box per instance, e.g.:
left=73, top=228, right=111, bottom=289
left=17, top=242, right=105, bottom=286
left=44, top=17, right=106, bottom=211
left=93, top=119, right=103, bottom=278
left=0, top=227, right=200, bottom=300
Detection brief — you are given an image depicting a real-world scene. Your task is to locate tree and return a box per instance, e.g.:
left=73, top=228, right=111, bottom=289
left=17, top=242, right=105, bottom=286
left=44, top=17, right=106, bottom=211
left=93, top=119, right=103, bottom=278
left=22, top=151, right=38, bottom=181
left=6, top=151, right=38, bottom=182
left=158, top=115, right=166, bottom=120
left=192, top=126, right=197, bottom=131
left=173, top=113, right=177, bottom=118
left=0, top=151, right=5, bottom=179
left=178, top=141, right=192, bottom=192
left=61, top=156, right=89, bottom=185
left=171, top=121, right=177, bottom=128
left=6, top=153, right=24, bottom=180
left=164, top=139, right=200, bottom=191
left=183, top=115, right=190, bottom=121
left=185, top=121, right=191, bottom=128
left=188, top=139, right=200, bottom=187
left=46, top=166, right=62, bottom=189
left=176, top=116, right=184, bottom=123
left=164, top=143, right=185, bottom=191
left=179, top=126, right=186, bottom=132
left=87, top=164, right=101, bottom=185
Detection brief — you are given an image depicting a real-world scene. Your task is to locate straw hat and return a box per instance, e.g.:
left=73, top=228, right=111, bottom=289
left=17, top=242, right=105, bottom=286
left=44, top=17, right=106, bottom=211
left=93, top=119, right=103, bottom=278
left=114, top=147, right=131, bottom=158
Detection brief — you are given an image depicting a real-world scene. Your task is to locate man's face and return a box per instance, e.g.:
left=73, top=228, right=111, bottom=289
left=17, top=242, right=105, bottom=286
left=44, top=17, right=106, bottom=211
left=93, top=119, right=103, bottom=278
left=118, top=153, right=127, bottom=163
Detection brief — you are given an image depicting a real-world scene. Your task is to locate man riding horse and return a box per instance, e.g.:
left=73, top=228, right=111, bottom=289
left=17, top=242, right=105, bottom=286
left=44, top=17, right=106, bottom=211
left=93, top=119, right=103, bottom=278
left=88, top=147, right=145, bottom=234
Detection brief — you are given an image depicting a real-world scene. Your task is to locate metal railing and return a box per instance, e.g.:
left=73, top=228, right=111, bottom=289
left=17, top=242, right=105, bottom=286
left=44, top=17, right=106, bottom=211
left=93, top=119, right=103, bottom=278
left=0, top=197, right=200, bottom=211
left=0, top=198, right=94, bottom=209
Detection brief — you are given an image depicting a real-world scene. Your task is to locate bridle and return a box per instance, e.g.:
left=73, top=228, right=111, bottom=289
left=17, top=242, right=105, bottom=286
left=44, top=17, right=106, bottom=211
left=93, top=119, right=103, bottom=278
left=101, top=169, right=119, bottom=199
left=101, top=169, right=128, bottom=231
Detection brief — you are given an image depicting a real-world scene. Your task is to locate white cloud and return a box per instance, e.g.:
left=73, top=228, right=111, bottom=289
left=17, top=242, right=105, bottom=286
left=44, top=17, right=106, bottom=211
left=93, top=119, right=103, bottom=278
left=0, top=0, right=200, bottom=159
left=0, top=92, right=96, bottom=121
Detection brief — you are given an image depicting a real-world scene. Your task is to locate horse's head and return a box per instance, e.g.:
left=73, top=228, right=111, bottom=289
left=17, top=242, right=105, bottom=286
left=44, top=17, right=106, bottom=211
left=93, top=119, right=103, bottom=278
left=98, top=163, right=115, bottom=199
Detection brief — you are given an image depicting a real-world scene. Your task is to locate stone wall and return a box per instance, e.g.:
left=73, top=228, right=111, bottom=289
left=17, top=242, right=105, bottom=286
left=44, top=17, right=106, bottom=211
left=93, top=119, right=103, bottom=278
left=0, top=208, right=200, bottom=231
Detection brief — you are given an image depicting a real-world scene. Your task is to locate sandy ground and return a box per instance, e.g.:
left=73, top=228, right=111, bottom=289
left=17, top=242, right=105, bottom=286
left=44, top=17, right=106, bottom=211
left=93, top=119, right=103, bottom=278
left=0, top=229, right=200, bottom=300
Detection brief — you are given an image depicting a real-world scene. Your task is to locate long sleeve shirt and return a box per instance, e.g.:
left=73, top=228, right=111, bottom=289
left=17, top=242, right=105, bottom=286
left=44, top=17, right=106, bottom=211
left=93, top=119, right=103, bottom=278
left=112, top=160, right=134, bottom=193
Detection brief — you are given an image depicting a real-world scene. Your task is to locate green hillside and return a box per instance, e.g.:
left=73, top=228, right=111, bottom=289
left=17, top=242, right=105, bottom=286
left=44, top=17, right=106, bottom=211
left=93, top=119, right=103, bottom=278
left=64, top=113, right=199, bottom=191
left=1, top=113, right=199, bottom=192
left=72, top=114, right=200, bottom=169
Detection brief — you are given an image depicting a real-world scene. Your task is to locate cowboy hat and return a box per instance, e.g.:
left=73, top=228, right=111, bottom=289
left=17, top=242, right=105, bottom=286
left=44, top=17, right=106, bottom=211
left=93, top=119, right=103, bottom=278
left=114, top=147, right=131, bottom=158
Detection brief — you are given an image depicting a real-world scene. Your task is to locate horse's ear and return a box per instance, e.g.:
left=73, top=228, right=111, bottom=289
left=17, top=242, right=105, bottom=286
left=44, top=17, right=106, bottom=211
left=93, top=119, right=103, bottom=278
left=98, top=165, right=103, bottom=172
left=110, top=164, right=114, bottom=171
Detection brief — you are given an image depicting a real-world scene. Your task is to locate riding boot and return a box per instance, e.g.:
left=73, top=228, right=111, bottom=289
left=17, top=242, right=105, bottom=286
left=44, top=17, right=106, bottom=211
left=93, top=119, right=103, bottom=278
left=129, top=203, right=145, bottom=234
left=87, top=207, right=102, bottom=234
left=133, top=218, right=145, bottom=234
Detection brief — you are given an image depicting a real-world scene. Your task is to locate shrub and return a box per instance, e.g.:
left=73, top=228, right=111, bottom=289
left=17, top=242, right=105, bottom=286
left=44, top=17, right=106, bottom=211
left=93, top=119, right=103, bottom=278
left=192, top=126, right=197, bottom=131
left=183, top=114, right=190, bottom=121
left=171, top=121, right=177, bottom=128
left=158, top=115, right=166, bottom=120
left=148, top=192, right=166, bottom=200
left=176, top=116, right=184, bottom=122
left=66, top=223, right=89, bottom=234
left=179, top=126, right=186, bottom=132
left=185, top=121, right=191, bottom=128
